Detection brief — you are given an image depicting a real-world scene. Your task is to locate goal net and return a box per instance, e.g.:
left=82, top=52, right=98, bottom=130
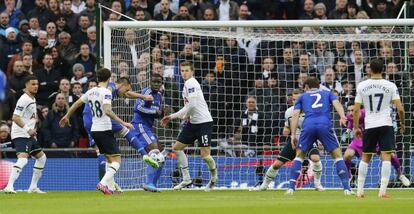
left=104, top=19, right=414, bottom=190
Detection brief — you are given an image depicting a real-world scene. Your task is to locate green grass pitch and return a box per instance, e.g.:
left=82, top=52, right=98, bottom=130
left=1, top=190, right=413, bottom=214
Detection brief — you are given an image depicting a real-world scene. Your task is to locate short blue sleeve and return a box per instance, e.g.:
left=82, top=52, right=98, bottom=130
left=294, top=94, right=303, bottom=110
left=329, top=91, right=338, bottom=102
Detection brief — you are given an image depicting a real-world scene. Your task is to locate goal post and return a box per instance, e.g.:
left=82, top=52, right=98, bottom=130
left=103, top=19, right=414, bottom=190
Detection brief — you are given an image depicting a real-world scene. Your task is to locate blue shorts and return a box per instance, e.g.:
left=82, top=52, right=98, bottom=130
left=134, top=123, right=157, bottom=147
left=299, top=125, right=339, bottom=153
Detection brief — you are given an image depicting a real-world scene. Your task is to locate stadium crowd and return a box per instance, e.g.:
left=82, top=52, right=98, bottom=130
left=0, top=0, right=414, bottom=158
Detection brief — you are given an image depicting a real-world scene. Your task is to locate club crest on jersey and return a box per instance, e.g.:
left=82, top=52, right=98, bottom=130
left=16, top=106, right=24, bottom=111
left=188, top=87, right=195, bottom=93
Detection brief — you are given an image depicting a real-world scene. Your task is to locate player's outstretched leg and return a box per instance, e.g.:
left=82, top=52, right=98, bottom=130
left=3, top=157, right=28, bottom=194
left=286, top=157, right=303, bottom=195
left=390, top=154, right=410, bottom=187
left=28, top=153, right=47, bottom=194
left=143, top=164, right=161, bottom=193
left=123, top=128, right=159, bottom=169
left=173, top=149, right=192, bottom=190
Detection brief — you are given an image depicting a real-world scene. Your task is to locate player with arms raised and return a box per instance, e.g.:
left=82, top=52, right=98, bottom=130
left=160, top=61, right=218, bottom=191
left=3, top=75, right=47, bottom=194
left=60, top=68, right=133, bottom=195
left=287, top=77, right=352, bottom=195
left=253, top=89, right=324, bottom=191
left=353, top=59, right=405, bottom=198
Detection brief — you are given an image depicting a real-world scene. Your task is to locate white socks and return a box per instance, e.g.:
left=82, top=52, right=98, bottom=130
left=203, top=155, right=217, bottom=181
left=174, top=150, right=191, bottom=181
left=101, top=162, right=120, bottom=186
left=6, top=158, right=28, bottom=190
left=357, top=161, right=368, bottom=195
left=105, top=162, right=116, bottom=189
left=29, top=154, right=47, bottom=190
left=312, top=161, right=323, bottom=184
left=379, top=161, right=391, bottom=195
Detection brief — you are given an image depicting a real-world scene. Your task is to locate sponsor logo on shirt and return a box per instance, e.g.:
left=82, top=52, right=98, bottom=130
left=188, top=87, right=195, bottom=93
left=104, top=95, right=112, bottom=99
left=16, top=106, right=24, bottom=111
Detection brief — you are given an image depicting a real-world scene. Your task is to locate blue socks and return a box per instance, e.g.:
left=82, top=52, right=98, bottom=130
left=153, top=163, right=163, bottom=185
left=146, top=163, right=163, bottom=186
left=334, top=158, right=351, bottom=190
left=288, top=158, right=303, bottom=190
left=98, top=154, right=106, bottom=180
left=124, top=129, right=147, bottom=156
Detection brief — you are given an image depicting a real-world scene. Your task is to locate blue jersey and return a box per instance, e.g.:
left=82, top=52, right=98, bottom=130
left=132, top=87, right=162, bottom=128
left=294, top=89, right=337, bottom=128
left=0, top=71, right=5, bottom=102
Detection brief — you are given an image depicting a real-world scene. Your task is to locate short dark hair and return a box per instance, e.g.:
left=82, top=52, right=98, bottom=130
left=347, top=100, right=355, bottom=107
left=72, top=82, right=81, bottom=87
left=292, top=88, right=303, bottom=95
left=116, top=77, right=131, bottom=85
left=24, top=75, right=37, bottom=85
left=304, top=77, right=320, bottom=88
left=96, top=68, right=111, bottom=82
left=370, top=58, right=384, bottom=74
left=151, top=73, right=163, bottom=81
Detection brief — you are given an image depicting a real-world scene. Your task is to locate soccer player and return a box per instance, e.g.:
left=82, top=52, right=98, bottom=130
left=160, top=61, right=218, bottom=191
left=287, top=77, right=352, bottom=195
left=343, top=101, right=410, bottom=187
left=254, top=89, right=324, bottom=191
left=60, top=68, right=133, bottom=195
left=131, top=73, right=165, bottom=192
left=3, top=75, right=47, bottom=194
left=353, top=59, right=406, bottom=198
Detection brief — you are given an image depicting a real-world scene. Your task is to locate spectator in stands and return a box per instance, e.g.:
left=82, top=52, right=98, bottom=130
left=18, top=19, right=32, bottom=43
left=118, top=28, right=140, bottom=68
left=328, top=0, right=347, bottom=19
left=349, top=41, right=368, bottom=64
left=71, top=0, right=86, bottom=14
left=49, top=0, right=61, bottom=18
left=173, top=5, right=196, bottom=20
left=42, top=93, right=79, bottom=148
left=340, top=80, right=355, bottom=106
left=345, top=2, right=358, bottom=19
left=55, top=15, right=71, bottom=35
left=72, top=15, right=91, bottom=47
left=134, top=7, right=150, bottom=21
left=386, top=62, right=403, bottom=88
left=49, top=46, right=71, bottom=78
left=157, top=33, right=174, bottom=54
left=151, top=47, right=162, bottom=64
left=314, top=2, right=327, bottom=20
left=57, top=31, right=78, bottom=64
left=0, top=12, right=9, bottom=37
left=71, top=82, right=83, bottom=97
left=49, top=78, right=79, bottom=108
left=22, top=53, right=34, bottom=74
left=107, top=12, right=120, bottom=21
left=362, top=0, right=393, bottom=19
left=332, top=40, right=350, bottom=65
left=0, top=123, right=12, bottom=158
left=1, top=27, right=21, bottom=71
left=32, top=30, right=48, bottom=62
left=118, top=61, right=131, bottom=78
left=80, top=0, right=96, bottom=24
left=28, top=17, right=41, bottom=37
left=3, top=0, right=25, bottom=29
left=9, top=60, right=27, bottom=98
left=321, top=67, right=343, bottom=94
left=7, top=41, right=33, bottom=78
left=351, top=49, right=365, bottom=84
left=216, top=0, right=239, bottom=21
left=311, top=41, right=335, bottom=76
left=238, top=4, right=255, bottom=20
left=154, top=0, right=176, bottom=21
left=334, top=58, right=353, bottom=84
left=27, top=0, right=55, bottom=29
left=277, top=47, right=297, bottom=89
left=238, top=96, right=267, bottom=157
left=70, top=63, right=87, bottom=86
left=295, top=72, right=308, bottom=89
left=74, top=43, right=96, bottom=79
left=46, top=22, right=58, bottom=48
left=34, top=53, right=62, bottom=106
left=136, top=69, right=148, bottom=90
left=184, top=0, right=213, bottom=20
left=86, top=26, right=96, bottom=55
left=62, top=0, right=79, bottom=32
left=299, top=0, right=314, bottom=20
left=202, top=7, right=217, bottom=20
left=296, top=52, right=317, bottom=74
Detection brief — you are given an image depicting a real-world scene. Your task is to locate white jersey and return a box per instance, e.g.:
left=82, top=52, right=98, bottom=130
left=11, top=93, right=37, bottom=139
left=81, top=87, right=113, bottom=131
left=284, top=106, right=304, bottom=138
left=172, top=77, right=213, bottom=124
left=355, top=79, right=400, bottom=129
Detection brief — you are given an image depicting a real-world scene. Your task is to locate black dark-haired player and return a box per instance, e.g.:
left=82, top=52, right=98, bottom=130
left=161, top=61, right=217, bottom=191
left=60, top=68, right=133, bottom=195
left=353, top=59, right=405, bottom=198
left=252, top=88, right=324, bottom=191
left=3, top=75, right=47, bottom=194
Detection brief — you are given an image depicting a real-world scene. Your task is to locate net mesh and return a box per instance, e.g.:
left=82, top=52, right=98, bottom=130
left=107, top=23, right=413, bottom=190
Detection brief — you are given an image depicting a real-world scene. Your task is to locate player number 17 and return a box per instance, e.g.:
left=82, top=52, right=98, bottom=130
left=368, top=93, right=384, bottom=112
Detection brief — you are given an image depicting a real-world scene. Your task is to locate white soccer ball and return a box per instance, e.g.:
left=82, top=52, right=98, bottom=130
left=149, top=150, right=165, bottom=164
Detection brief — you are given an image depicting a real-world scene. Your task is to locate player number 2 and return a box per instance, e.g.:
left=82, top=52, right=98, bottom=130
left=310, top=93, right=323, bottom=108
left=89, top=101, right=103, bottom=118
left=368, top=93, right=384, bottom=112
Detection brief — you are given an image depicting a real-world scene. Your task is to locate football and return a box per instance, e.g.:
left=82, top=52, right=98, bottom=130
left=149, top=149, right=165, bottom=164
